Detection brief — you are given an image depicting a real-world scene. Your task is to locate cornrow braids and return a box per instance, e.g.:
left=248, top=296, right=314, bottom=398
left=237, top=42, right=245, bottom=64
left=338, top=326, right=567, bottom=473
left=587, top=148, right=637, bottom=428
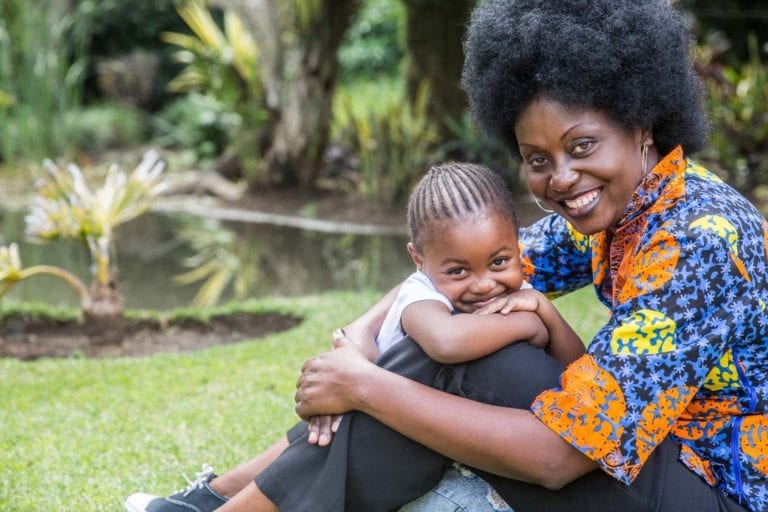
left=407, top=162, right=518, bottom=251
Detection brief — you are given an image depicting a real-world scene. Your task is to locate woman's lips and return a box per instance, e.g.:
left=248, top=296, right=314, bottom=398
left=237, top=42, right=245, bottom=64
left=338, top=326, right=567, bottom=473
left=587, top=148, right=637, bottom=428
left=563, top=188, right=600, bottom=210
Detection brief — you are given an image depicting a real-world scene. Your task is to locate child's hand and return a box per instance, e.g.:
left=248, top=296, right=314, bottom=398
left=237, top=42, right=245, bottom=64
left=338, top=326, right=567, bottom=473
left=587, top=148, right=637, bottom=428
left=474, top=289, right=544, bottom=315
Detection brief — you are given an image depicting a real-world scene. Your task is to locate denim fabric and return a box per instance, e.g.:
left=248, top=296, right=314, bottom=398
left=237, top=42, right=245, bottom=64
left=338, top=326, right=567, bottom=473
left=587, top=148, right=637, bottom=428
left=400, top=464, right=513, bottom=512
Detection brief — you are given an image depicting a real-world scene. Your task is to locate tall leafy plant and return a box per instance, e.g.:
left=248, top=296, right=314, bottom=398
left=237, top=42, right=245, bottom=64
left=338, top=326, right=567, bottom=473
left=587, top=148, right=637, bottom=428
left=159, top=0, right=266, bottom=162
left=0, top=0, right=90, bottom=164
left=0, top=152, right=166, bottom=343
left=338, top=82, right=437, bottom=206
left=166, top=0, right=358, bottom=188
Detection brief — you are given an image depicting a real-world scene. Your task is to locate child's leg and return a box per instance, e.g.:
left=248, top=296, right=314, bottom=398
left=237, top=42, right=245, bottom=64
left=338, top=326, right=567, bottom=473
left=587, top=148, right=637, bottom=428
left=216, top=482, right=278, bottom=512
left=209, top=435, right=289, bottom=498
left=124, top=434, right=292, bottom=512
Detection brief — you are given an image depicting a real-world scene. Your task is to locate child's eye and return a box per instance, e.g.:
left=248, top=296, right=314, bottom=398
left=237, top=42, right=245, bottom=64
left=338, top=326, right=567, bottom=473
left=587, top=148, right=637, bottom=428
left=447, top=267, right=466, bottom=276
left=491, top=257, right=508, bottom=268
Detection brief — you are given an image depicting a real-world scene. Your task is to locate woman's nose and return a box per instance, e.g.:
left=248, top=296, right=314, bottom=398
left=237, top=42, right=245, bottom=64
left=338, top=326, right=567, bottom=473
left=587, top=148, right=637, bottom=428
left=549, top=161, right=579, bottom=193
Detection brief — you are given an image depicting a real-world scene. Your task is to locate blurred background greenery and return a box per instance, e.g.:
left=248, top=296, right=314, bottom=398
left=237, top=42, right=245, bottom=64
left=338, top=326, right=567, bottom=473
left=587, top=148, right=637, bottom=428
left=0, top=0, right=764, bottom=206
left=0, top=0, right=766, bottom=311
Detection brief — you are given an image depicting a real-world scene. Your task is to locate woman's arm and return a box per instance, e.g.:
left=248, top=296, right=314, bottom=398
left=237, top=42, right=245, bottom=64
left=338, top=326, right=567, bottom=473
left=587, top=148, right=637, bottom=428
left=342, top=284, right=400, bottom=361
left=402, top=300, right=548, bottom=363
left=295, top=340, right=597, bottom=489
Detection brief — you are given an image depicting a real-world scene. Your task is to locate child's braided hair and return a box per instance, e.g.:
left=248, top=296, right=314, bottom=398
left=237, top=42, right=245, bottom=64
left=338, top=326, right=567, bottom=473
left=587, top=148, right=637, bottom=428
left=407, top=162, right=518, bottom=251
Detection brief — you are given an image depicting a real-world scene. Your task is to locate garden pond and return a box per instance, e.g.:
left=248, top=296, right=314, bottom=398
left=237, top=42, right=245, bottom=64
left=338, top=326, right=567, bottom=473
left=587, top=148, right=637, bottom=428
left=0, top=208, right=414, bottom=311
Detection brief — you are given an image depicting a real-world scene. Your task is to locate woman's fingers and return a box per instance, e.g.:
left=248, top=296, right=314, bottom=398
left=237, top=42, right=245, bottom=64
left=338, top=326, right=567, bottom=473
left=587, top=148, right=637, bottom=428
left=307, top=415, right=336, bottom=446
left=295, top=343, right=370, bottom=420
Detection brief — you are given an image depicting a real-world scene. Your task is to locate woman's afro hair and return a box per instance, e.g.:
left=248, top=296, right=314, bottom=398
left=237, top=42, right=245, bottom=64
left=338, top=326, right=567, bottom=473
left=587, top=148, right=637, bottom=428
left=461, top=0, right=710, bottom=157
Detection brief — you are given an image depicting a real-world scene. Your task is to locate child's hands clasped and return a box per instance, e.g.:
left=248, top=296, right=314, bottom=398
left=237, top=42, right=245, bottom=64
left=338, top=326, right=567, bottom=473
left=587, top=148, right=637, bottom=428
left=474, top=289, right=550, bottom=348
left=474, top=288, right=545, bottom=316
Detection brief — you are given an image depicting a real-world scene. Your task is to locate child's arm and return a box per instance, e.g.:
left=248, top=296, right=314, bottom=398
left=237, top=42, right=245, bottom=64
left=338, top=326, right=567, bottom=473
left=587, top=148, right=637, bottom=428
left=476, top=289, right=585, bottom=364
left=401, top=299, right=548, bottom=364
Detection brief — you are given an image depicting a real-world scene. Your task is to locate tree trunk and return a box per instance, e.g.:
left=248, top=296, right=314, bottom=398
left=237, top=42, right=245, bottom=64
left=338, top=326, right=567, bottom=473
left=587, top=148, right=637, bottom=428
left=232, top=0, right=359, bottom=189
left=83, top=280, right=126, bottom=345
left=402, top=0, right=475, bottom=140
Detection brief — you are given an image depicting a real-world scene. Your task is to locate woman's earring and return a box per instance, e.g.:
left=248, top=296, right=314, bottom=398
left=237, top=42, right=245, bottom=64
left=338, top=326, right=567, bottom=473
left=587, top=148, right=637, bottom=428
left=641, top=144, right=649, bottom=177
left=532, top=195, right=554, bottom=213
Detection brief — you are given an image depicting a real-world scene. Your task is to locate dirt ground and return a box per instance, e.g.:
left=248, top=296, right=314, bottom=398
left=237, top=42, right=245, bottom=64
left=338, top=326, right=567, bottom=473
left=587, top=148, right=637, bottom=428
left=0, top=311, right=300, bottom=360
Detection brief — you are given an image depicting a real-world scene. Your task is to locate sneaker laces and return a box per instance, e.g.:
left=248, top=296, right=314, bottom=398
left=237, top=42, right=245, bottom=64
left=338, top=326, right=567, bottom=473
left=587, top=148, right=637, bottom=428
left=179, top=463, right=215, bottom=497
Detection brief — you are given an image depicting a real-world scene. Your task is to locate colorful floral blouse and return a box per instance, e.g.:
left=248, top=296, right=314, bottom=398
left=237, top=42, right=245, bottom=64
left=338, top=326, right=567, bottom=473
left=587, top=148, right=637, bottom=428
left=520, top=147, right=768, bottom=511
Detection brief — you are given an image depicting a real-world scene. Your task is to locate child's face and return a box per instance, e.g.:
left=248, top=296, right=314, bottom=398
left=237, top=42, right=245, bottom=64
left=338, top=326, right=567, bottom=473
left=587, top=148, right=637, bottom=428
left=408, top=214, right=524, bottom=313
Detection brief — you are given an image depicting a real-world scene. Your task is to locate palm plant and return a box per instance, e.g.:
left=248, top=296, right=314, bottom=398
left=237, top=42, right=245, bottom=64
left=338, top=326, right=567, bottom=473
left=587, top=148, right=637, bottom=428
left=338, top=81, right=438, bottom=206
left=161, top=0, right=261, bottom=108
left=0, top=151, right=166, bottom=343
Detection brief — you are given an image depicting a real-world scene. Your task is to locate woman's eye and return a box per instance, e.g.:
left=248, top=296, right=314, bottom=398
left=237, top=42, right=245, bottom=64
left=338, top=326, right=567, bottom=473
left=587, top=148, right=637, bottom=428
left=527, top=156, right=549, bottom=171
left=572, top=140, right=594, bottom=156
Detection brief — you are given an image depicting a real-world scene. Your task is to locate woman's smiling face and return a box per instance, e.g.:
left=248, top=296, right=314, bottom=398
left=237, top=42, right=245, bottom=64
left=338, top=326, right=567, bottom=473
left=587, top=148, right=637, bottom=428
left=515, top=97, right=655, bottom=235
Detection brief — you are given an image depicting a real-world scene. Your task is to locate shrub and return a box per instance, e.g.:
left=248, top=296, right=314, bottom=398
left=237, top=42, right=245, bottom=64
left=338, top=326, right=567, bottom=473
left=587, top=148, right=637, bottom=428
left=337, top=81, right=438, bottom=206
left=697, top=32, right=768, bottom=196
left=338, top=0, right=404, bottom=81
left=152, top=93, right=242, bottom=162
left=63, top=103, right=147, bottom=154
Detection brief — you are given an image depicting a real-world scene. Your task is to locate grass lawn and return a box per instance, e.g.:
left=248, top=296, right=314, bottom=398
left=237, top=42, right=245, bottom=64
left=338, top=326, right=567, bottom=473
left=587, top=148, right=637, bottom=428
left=0, top=288, right=607, bottom=511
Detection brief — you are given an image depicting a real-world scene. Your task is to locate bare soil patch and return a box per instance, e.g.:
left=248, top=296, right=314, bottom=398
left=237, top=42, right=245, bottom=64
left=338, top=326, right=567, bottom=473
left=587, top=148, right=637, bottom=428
left=0, top=311, right=301, bottom=360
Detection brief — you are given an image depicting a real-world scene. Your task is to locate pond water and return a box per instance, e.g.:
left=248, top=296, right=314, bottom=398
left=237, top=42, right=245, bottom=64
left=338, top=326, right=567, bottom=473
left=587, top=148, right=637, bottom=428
left=0, top=209, right=414, bottom=310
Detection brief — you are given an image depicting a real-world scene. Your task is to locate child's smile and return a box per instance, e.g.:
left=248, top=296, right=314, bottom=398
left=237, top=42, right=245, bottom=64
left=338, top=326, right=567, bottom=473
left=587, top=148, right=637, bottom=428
left=408, top=214, right=524, bottom=313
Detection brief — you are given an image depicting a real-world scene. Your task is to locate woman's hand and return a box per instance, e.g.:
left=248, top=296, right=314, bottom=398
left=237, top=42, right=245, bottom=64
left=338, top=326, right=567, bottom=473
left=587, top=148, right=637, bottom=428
left=305, top=330, right=362, bottom=446
left=295, top=336, right=374, bottom=422
left=307, top=414, right=344, bottom=446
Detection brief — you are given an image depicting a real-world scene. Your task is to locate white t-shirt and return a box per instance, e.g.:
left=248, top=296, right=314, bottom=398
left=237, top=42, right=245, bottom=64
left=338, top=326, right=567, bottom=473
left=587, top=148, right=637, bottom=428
left=375, top=272, right=533, bottom=354
left=375, top=271, right=453, bottom=353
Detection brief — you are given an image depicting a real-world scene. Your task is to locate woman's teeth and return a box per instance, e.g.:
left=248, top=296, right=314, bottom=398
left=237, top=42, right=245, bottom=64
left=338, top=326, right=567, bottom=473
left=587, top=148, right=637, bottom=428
left=564, top=189, right=599, bottom=209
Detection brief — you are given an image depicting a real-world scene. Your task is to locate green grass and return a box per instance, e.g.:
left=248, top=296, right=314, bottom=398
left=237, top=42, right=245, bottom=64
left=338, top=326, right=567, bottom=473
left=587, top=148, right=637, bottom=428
left=0, top=288, right=606, bottom=511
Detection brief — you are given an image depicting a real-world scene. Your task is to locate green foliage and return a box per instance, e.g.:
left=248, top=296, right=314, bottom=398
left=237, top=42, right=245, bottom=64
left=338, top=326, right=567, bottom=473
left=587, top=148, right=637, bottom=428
left=161, top=1, right=261, bottom=104
left=152, top=93, right=242, bottom=161
left=697, top=32, right=768, bottom=194
left=0, top=0, right=90, bottom=164
left=76, top=0, right=184, bottom=58
left=75, top=0, right=187, bottom=108
left=338, top=81, right=438, bottom=206
left=158, top=0, right=266, bottom=161
left=438, top=112, right=521, bottom=191
left=63, top=104, right=147, bottom=154
left=339, top=0, right=404, bottom=80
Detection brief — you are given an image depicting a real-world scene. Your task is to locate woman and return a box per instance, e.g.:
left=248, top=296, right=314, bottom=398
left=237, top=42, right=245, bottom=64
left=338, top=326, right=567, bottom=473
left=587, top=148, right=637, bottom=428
left=291, top=0, right=768, bottom=509
left=131, top=0, right=768, bottom=510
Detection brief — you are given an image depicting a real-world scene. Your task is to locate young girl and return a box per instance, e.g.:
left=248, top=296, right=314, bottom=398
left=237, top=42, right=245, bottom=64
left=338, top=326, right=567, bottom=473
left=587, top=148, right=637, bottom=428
left=125, top=162, right=585, bottom=512
left=372, top=161, right=583, bottom=365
